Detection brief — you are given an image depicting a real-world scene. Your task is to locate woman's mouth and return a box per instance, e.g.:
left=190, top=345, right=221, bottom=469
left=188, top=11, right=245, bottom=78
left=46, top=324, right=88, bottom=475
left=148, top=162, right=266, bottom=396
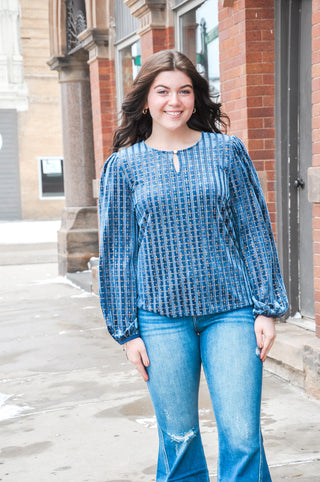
left=165, top=111, right=183, bottom=118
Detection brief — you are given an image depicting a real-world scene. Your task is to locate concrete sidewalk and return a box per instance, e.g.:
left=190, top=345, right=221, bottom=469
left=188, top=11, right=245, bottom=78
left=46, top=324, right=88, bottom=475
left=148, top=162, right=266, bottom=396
left=0, top=220, right=60, bottom=266
left=0, top=224, right=320, bottom=481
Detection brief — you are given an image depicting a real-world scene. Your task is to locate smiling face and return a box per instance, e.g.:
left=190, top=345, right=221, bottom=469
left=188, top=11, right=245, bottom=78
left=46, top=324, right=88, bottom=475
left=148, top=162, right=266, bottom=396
left=145, top=70, right=195, bottom=135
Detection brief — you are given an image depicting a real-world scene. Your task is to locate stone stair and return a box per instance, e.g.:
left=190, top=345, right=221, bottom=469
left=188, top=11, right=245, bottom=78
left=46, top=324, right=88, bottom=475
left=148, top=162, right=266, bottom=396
left=265, top=321, right=320, bottom=400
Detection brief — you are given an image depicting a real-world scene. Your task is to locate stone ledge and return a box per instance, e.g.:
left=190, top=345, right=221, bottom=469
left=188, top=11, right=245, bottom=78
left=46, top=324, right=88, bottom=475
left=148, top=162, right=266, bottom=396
left=265, top=322, right=320, bottom=400
left=58, top=207, right=99, bottom=275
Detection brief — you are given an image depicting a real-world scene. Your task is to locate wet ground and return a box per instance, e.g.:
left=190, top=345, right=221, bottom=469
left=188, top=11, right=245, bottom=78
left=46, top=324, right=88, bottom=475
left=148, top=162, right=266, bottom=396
left=0, top=235, right=320, bottom=481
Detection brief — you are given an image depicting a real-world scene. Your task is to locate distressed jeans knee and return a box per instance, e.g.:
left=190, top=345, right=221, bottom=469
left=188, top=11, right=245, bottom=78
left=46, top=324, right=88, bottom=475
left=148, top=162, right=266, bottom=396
left=157, top=424, right=210, bottom=482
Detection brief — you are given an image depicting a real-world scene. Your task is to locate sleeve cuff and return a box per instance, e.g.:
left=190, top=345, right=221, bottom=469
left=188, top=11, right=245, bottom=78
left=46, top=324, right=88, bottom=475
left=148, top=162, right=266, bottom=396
left=110, top=316, right=140, bottom=345
left=252, top=297, right=289, bottom=318
left=118, top=333, right=141, bottom=345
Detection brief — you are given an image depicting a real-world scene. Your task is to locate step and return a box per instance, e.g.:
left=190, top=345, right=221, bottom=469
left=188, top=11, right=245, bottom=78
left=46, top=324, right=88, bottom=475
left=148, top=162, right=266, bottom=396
left=265, top=321, right=320, bottom=400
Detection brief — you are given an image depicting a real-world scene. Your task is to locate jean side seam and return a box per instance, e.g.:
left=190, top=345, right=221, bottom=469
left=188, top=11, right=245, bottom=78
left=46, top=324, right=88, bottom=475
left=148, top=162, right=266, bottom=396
left=158, top=424, right=170, bottom=475
left=259, top=429, right=263, bottom=482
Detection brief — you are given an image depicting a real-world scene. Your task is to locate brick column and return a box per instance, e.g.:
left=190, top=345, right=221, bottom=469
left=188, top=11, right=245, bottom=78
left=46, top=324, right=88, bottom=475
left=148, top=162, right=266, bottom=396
left=125, top=0, right=174, bottom=60
left=218, top=0, right=276, bottom=227
left=79, top=28, right=117, bottom=178
left=140, top=29, right=167, bottom=59
left=90, top=57, right=117, bottom=174
left=309, top=0, right=320, bottom=337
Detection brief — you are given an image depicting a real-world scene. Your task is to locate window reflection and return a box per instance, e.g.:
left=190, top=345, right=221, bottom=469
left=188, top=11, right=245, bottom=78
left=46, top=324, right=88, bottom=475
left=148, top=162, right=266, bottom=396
left=180, top=0, right=220, bottom=95
left=119, top=40, right=141, bottom=99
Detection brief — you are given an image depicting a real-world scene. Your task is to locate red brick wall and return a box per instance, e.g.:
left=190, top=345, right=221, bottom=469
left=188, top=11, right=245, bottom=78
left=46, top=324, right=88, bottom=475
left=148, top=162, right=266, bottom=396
left=166, top=26, right=175, bottom=50
left=141, top=29, right=167, bottom=61
left=140, top=27, right=175, bottom=62
left=219, top=3, right=247, bottom=141
left=89, top=57, right=117, bottom=177
left=219, top=0, right=276, bottom=226
left=312, top=0, right=320, bottom=336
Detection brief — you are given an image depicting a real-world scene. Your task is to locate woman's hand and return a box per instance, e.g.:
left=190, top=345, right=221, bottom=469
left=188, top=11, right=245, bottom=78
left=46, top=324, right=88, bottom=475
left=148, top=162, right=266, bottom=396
left=254, top=315, right=276, bottom=362
left=124, top=337, right=150, bottom=382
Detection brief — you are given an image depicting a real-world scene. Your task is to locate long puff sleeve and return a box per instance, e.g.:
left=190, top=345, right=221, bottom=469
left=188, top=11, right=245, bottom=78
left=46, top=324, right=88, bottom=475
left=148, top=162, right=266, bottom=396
left=98, top=153, right=140, bottom=344
left=229, top=136, right=289, bottom=317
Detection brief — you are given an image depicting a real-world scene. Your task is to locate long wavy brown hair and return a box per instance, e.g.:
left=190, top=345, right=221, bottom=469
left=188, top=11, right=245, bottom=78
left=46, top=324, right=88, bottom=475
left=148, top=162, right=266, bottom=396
left=113, top=49, right=229, bottom=152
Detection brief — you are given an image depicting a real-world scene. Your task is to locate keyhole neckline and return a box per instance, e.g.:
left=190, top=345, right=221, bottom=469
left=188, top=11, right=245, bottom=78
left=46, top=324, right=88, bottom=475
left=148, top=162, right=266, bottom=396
left=172, top=150, right=180, bottom=174
left=143, top=132, right=203, bottom=154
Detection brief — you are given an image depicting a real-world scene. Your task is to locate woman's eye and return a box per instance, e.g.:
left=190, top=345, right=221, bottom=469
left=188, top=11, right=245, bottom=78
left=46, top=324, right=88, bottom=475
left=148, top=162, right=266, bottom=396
left=180, top=90, right=191, bottom=95
left=157, top=90, right=168, bottom=95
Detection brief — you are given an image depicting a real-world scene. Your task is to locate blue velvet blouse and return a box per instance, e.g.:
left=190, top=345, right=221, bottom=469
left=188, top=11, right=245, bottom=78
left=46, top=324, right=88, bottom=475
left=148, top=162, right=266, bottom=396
left=98, top=132, right=289, bottom=344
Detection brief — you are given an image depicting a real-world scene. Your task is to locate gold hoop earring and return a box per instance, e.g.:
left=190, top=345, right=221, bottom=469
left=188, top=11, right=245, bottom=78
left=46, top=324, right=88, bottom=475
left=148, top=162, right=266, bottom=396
left=143, top=108, right=148, bottom=115
left=193, top=107, right=196, bottom=114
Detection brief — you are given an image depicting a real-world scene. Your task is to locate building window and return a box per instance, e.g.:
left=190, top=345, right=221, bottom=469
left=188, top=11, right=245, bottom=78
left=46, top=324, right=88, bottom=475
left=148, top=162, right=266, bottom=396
left=116, top=37, right=141, bottom=112
left=38, top=157, right=64, bottom=199
left=176, top=0, right=220, bottom=95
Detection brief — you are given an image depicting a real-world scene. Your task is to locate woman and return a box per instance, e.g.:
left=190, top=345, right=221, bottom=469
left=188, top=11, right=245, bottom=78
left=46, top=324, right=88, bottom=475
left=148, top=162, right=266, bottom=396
left=99, top=50, right=288, bottom=481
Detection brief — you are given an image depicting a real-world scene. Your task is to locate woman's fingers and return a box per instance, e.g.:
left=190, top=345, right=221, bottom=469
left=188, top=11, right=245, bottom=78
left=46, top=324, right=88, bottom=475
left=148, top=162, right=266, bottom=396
left=260, top=333, right=275, bottom=362
left=254, top=315, right=276, bottom=363
left=141, top=349, right=150, bottom=369
left=124, top=338, right=150, bottom=382
left=135, top=360, right=149, bottom=382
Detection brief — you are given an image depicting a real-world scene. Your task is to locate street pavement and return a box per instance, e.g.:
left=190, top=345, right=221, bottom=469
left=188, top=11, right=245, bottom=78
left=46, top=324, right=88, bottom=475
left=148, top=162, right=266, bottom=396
left=0, top=222, right=320, bottom=481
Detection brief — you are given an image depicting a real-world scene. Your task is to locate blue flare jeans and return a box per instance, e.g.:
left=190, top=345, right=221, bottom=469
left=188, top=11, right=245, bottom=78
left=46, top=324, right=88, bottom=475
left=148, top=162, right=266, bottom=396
left=138, top=305, right=272, bottom=482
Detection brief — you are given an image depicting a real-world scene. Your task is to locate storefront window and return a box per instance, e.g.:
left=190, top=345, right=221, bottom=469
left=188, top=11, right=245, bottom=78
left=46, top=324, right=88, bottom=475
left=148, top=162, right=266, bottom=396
left=117, top=39, right=141, bottom=107
left=177, top=0, right=220, bottom=95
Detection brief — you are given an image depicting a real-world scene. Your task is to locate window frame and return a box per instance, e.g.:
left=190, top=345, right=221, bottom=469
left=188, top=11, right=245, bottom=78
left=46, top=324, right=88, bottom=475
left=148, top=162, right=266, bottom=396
left=115, top=34, right=141, bottom=115
left=37, top=156, right=65, bottom=200
left=174, top=0, right=220, bottom=95
left=174, top=0, right=206, bottom=50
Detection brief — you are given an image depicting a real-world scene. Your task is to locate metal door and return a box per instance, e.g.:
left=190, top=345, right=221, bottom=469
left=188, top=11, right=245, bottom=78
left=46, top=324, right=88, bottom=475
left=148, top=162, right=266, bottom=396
left=0, top=109, right=21, bottom=220
left=275, top=0, right=314, bottom=320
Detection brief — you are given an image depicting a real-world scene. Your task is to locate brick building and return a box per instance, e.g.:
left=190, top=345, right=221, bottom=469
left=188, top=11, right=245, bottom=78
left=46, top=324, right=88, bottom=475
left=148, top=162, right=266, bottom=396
left=48, top=0, right=320, bottom=356
left=0, top=0, right=64, bottom=220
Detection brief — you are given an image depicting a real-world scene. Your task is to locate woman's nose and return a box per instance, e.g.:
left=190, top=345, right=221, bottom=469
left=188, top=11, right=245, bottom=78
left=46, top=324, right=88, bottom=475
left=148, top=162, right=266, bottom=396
left=168, top=92, right=180, bottom=105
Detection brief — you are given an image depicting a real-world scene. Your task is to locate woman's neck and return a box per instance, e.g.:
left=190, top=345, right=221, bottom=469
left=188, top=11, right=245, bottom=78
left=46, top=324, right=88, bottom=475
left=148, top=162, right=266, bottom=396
left=145, top=126, right=202, bottom=151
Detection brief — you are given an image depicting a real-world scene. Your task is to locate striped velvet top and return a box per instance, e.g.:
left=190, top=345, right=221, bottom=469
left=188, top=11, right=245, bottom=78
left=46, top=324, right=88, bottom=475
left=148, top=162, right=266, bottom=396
left=99, top=132, right=289, bottom=344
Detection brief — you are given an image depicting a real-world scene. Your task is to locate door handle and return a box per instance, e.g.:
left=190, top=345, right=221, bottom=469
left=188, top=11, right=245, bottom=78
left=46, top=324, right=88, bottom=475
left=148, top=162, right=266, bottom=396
left=294, top=178, right=305, bottom=188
